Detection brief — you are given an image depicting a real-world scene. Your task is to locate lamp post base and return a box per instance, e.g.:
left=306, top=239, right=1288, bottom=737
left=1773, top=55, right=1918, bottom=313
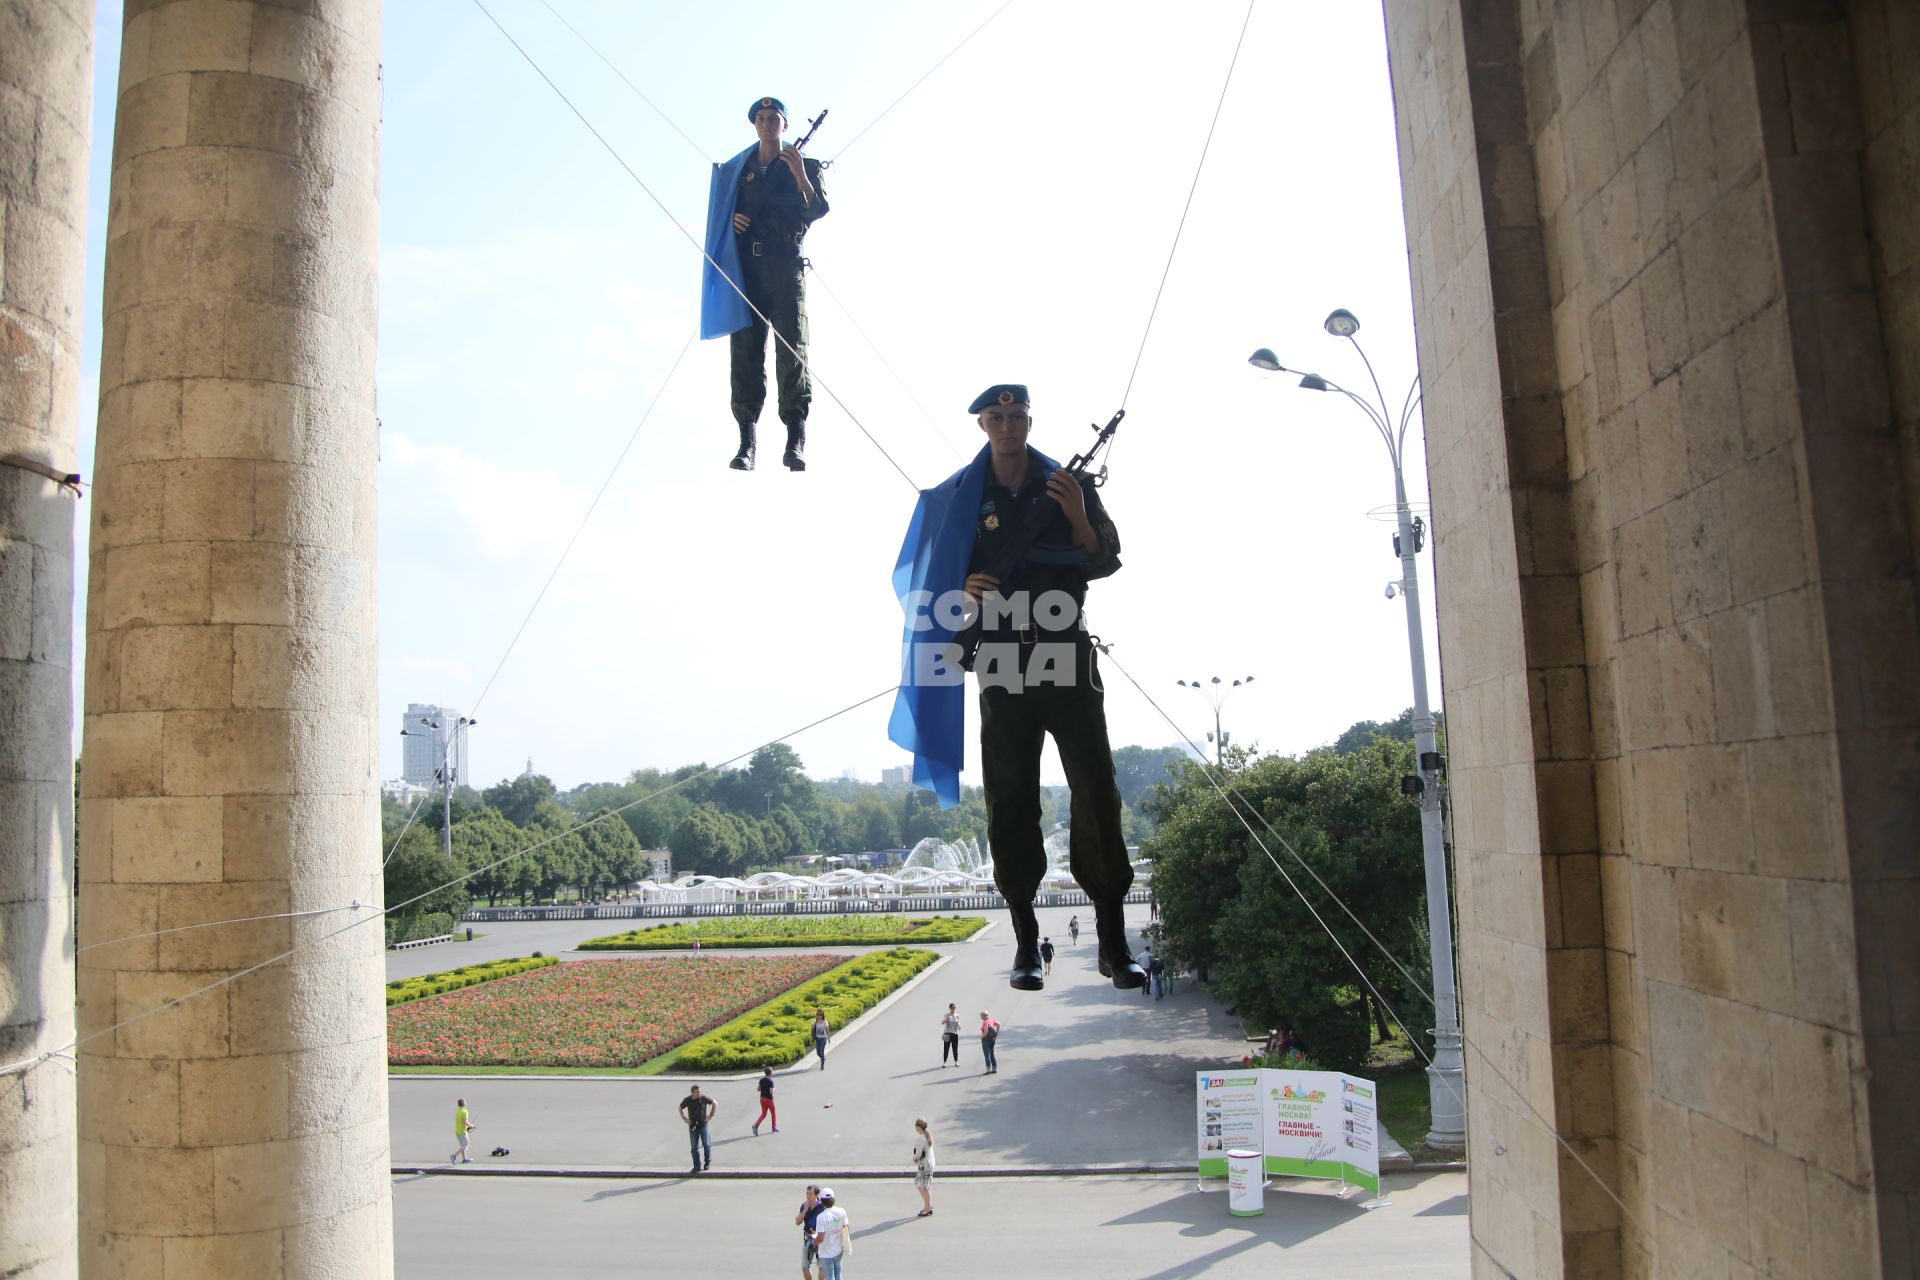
left=1423, top=1030, right=1467, bottom=1152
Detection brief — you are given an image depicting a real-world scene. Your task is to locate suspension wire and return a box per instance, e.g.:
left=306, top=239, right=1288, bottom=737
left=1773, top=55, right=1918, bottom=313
left=1117, top=0, right=1255, bottom=415
left=828, top=0, right=1019, bottom=161
left=537, top=0, right=711, bottom=160
left=468, top=328, right=695, bottom=718
left=471, top=0, right=920, bottom=493
left=807, top=263, right=964, bottom=464
left=77, top=904, right=366, bottom=956
left=1100, top=646, right=1645, bottom=1232
left=381, top=782, right=438, bottom=869
left=1, top=685, right=897, bottom=1083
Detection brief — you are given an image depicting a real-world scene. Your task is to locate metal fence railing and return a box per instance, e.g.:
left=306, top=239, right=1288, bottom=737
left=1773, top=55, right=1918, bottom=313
left=463, top=887, right=1150, bottom=924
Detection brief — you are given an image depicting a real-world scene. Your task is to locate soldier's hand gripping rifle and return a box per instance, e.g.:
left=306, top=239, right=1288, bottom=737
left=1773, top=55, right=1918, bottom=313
left=793, top=110, right=829, bottom=157
left=955, top=409, right=1125, bottom=671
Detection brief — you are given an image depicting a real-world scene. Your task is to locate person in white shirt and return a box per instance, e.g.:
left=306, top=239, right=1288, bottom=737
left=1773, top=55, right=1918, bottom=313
left=912, top=1117, right=936, bottom=1216
left=812, top=1188, right=852, bottom=1278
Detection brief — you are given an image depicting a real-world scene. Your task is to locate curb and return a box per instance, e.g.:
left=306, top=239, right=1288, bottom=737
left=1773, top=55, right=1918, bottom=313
left=394, top=1162, right=1203, bottom=1181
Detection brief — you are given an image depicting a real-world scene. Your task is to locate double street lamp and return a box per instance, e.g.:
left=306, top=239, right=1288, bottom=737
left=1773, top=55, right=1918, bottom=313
left=399, top=714, right=477, bottom=857
left=1176, top=675, right=1255, bottom=766
left=1249, top=308, right=1465, bottom=1152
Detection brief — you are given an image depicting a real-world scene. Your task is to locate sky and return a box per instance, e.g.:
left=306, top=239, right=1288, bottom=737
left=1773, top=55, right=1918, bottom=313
left=72, top=0, right=1443, bottom=793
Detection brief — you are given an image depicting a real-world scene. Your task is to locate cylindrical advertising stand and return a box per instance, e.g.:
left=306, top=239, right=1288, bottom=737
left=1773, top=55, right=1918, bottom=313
left=1226, top=1149, right=1264, bottom=1216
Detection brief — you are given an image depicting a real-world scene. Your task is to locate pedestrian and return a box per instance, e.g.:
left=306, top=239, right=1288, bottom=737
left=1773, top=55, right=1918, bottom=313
left=940, top=1002, right=961, bottom=1067
left=754, top=1065, right=779, bottom=1135
left=812, top=1187, right=852, bottom=1279
left=1137, top=946, right=1154, bottom=998
left=1150, top=950, right=1166, bottom=999
left=451, top=1097, right=475, bottom=1165
left=796, top=1183, right=824, bottom=1280
left=678, top=1083, right=716, bottom=1173
left=1040, top=936, right=1054, bottom=975
left=702, top=96, right=830, bottom=472
left=889, top=383, right=1145, bottom=993
left=1068, top=914, right=1080, bottom=945
left=912, top=1117, right=936, bottom=1216
left=979, top=1009, right=1000, bottom=1074
left=811, top=1008, right=831, bottom=1070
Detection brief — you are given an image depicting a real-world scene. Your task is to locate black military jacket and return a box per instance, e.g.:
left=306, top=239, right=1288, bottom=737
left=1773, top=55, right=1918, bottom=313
left=736, top=153, right=828, bottom=259
left=969, top=449, right=1121, bottom=636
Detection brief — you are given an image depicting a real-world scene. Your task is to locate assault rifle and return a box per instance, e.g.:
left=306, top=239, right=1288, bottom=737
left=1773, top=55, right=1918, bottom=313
left=955, top=409, right=1124, bottom=671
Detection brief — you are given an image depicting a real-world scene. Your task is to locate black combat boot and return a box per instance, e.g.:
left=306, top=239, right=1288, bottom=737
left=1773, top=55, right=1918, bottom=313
left=729, top=423, right=756, bottom=471
left=1094, top=905, right=1147, bottom=989
left=1007, top=901, right=1044, bottom=991
left=781, top=422, right=806, bottom=471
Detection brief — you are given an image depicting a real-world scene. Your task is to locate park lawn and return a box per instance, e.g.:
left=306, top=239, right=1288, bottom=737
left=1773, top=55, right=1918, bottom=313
left=386, top=954, right=842, bottom=1069
left=577, top=914, right=986, bottom=950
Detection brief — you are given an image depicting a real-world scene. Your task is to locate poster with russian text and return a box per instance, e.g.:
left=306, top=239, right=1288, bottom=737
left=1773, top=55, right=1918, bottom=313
left=1258, top=1068, right=1380, bottom=1194
left=1193, top=1070, right=1264, bottom=1177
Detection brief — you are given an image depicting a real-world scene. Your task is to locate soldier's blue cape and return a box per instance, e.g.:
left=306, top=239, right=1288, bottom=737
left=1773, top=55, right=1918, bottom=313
left=887, top=444, right=1061, bottom=808
left=700, top=145, right=756, bottom=339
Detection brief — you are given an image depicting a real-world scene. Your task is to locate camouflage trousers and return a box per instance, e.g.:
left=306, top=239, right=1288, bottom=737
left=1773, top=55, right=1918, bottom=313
left=728, top=254, right=810, bottom=429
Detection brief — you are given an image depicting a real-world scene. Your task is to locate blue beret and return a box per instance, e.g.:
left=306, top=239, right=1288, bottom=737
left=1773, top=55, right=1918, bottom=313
left=749, top=97, right=787, bottom=122
left=968, top=384, right=1030, bottom=414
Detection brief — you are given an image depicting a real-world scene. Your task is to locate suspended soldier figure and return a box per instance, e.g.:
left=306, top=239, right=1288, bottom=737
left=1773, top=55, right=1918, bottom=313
left=699, top=97, right=828, bottom=472
left=887, top=385, right=1146, bottom=993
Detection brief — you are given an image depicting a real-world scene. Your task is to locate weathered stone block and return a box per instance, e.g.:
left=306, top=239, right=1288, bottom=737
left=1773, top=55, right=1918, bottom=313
left=78, top=711, right=165, bottom=796
left=1686, top=1110, right=1753, bottom=1260
left=118, top=623, right=231, bottom=711
left=180, top=1054, right=291, bottom=1148
left=161, top=1229, right=287, bottom=1280
left=100, top=1143, right=213, bottom=1236
left=92, top=541, right=211, bottom=630
left=105, top=794, right=222, bottom=883
left=78, top=1055, right=180, bottom=1148
left=161, top=708, right=294, bottom=796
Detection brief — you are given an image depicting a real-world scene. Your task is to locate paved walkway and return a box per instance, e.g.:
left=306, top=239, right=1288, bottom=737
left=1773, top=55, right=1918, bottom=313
left=387, top=906, right=1470, bottom=1275
left=392, top=1170, right=1470, bottom=1278
left=389, top=906, right=1259, bottom=1173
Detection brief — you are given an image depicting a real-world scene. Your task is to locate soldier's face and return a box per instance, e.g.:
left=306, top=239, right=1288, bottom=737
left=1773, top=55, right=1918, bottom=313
left=754, top=108, right=786, bottom=141
left=979, top=405, right=1031, bottom=452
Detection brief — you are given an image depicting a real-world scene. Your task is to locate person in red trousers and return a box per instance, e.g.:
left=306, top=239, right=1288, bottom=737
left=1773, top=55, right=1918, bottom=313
left=754, top=1066, right=779, bottom=1135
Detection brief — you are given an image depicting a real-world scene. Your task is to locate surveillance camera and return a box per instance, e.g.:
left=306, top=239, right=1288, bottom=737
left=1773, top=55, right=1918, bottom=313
left=1385, top=582, right=1398, bottom=599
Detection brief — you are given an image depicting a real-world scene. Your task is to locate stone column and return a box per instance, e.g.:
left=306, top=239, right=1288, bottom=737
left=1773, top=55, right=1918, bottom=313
left=78, top=2, right=389, bottom=1275
left=1, top=2, right=93, bottom=1276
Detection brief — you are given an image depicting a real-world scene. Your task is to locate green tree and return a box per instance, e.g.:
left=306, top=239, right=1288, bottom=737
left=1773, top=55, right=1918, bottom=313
left=578, top=811, right=645, bottom=897
left=383, top=826, right=471, bottom=921
left=451, top=809, right=524, bottom=907
left=524, top=802, right=586, bottom=901
left=854, top=799, right=898, bottom=852
left=1110, top=744, right=1187, bottom=816
left=482, top=773, right=559, bottom=827
left=1145, top=734, right=1428, bottom=1072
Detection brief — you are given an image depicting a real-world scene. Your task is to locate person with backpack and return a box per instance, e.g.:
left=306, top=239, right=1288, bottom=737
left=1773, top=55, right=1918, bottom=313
left=978, top=1010, right=1001, bottom=1074
left=1150, top=951, right=1166, bottom=999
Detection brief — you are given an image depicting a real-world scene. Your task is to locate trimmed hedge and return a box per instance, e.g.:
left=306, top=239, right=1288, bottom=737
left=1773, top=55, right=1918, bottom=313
left=385, top=911, right=456, bottom=949
left=673, top=947, right=936, bottom=1071
left=577, top=914, right=986, bottom=951
left=385, top=955, right=559, bottom=1007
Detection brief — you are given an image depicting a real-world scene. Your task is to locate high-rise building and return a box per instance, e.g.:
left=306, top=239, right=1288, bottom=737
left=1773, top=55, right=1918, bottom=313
left=400, top=703, right=472, bottom=787
left=880, top=765, right=910, bottom=786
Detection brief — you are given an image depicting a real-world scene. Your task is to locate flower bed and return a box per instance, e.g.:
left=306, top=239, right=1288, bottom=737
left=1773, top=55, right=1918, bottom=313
left=386, top=954, right=842, bottom=1069
left=577, top=914, right=986, bottom=950
left=386, top=955, right=558, bottom=1007
left=675, top=947, right=937, bottom=1071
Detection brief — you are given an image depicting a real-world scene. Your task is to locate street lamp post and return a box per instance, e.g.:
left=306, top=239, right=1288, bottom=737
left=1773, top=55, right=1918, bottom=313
left=1250, top=311, right=1465, bottom=1152
left=1175, top=676, right=1255, bottom=766
left=400, top=714, right=477, bottom=857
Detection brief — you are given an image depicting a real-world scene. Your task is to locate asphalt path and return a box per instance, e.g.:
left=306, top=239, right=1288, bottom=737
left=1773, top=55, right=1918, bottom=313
left=388, top=905, right=1261, bottom=1173
left=391, top=1170, right=1472, bottom=1278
